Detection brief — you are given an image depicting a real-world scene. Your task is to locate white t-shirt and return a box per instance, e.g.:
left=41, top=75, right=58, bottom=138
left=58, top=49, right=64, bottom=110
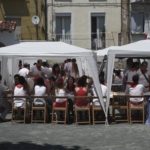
left=34, top=85, right=46, bottom=96
left=14, top=85, right=26, bottom=108
left=55, top=89, right=66, bottom=103
left=34, top=85, right=46, bottom=105
left=92, top=84, right=107, bottom=106
left=18, top=68, right=29, bottom=78
left=129, top=84, right=144, bottom=102
left=137, top=69, right=150, bottom=92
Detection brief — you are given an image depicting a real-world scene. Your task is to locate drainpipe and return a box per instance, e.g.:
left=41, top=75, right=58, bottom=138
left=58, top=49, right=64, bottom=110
left=45, top=0, right=48, bottom=40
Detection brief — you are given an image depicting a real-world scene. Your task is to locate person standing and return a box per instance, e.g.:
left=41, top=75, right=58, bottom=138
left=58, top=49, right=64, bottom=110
left=0, top=74, right=9, bottom=121
left=18, top=63, right=29, bottom=78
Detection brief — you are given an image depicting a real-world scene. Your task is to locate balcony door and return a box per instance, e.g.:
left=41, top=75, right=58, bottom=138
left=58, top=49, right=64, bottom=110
left=91, top=13, right=105, bottom=50
left=55, top=13, right=71, bottom=44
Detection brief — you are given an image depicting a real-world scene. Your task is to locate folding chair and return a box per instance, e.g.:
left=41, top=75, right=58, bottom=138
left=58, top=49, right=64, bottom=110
left=51, top=100, right=68, bottom=124
left=112, top=93, right=129, bottom=123
left=74, top=104, right=91, bottom=125
left=31, top=97, right=47, bottom=123
left=92, top=104, right=105, bottom=124
left=128, top=96, right=145, bottom=124
left=12, top=97, right=28, bottom=123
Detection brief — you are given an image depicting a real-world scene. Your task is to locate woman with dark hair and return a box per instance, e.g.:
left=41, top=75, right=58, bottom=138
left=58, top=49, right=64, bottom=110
left=33, top=77, right=47, bottom=105
left=74, top=76, right=89, bottom=107
left=54, top=77, right=67, bottom=107
left=13, top=76, right=29, bottom=108
left=65, top=76, right=75, bottom=123
left=52, top=63, right=61, bottom=80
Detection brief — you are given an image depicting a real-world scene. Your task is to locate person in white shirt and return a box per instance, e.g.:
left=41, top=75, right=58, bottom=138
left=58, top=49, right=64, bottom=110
left=29, top=59, right=44, bottom=81
left=137, top=61, right=150, bottom=92
left=18, top=63, right=29, bottom=78
left=33, top=77, right=47, bottom=105
left=127, top=74, right=144, bottom=103
left=54, top=77, right=67, bottom=107
left=92, top=76, right=107, bottom=106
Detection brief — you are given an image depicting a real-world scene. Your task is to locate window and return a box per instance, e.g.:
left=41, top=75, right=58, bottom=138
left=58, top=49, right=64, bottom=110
left=131, top=12, right=150, bottom=33
left=131, top=12, right=144, bottom=33
left=55, top=13, right=71, bottom=44
left=91, top=13, right=105, bottom=50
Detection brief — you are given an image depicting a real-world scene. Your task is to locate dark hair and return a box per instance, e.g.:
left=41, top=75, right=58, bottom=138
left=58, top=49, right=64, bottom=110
left=35, top=77, right=45, bottom=86
left=37, top=59, right=42, bottom=64
left=141, top=61, right=148, bottom=67
left=23, top=63, right=28, bottom=68
left=18, top=76, right=26, bottom=85
left=99, top=76, right=105, bottom=84
left=132, top=74, right=139, bottom=84
left=77, top=76, right=87, bottom=87
left=52, top=63, right=60, bottom=73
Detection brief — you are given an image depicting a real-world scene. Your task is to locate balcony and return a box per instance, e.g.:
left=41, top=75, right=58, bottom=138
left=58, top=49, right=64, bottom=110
left=55, top=34, right=72, bottom=44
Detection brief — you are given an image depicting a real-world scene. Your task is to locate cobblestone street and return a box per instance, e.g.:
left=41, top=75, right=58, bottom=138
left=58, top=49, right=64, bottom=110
left=0, top=121, right=150, bottom=150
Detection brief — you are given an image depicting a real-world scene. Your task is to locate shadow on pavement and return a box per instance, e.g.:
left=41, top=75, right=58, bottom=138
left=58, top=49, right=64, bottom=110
left=0, top=142, right=90, bottom=150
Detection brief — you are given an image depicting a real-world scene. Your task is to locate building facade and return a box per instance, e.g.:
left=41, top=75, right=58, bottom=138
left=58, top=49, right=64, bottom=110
left=47, top=0, right=121, bottom=50
left=0, top=0, right=46, bottom=46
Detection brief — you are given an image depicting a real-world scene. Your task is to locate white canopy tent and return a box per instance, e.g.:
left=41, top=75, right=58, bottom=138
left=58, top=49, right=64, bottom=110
left=96, top=46, right=119, bottom=59
left=105, top=40, right=150, bottom=119
left=0, top=41, right=107, bottom=120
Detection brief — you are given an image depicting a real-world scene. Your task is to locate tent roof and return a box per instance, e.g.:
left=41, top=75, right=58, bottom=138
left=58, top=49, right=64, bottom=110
left=108, top=40, right=150, bottom=58
left=0, top=41, right=92, bottom=57
left=96, top=46, right=119, bottom=56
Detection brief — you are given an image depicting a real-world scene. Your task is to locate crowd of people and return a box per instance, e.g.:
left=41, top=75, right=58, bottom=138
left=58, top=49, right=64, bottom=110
left=1, top=57, right=150, bottom=124
left=0, top=58, right=107, bottom=123
left=112, top=58, right=150, bottom=124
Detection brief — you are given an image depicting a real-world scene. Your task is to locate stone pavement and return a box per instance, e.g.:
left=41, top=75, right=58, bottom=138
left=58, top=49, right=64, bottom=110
left=0, top=121, right=150, bottom=150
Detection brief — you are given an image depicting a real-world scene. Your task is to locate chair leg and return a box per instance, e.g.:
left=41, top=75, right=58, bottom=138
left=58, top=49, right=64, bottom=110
left=92, top=109, right=95, bottom=125
left=129, top=108, right=131, bottom=124
left=89, top=109, right=91, bottom=124
left=75, top=110, right=78, bottom=124
left=64, top=110, right=67, bottom=124
left=143, top=109, right=145, bottom=124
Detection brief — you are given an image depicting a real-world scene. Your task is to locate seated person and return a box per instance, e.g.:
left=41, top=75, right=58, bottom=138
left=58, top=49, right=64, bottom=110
left=127, top=74, right=144, bottom=104
left=74, top=76, right=89, bottom=107
left=53, top=77, right=67, bottom=107
left=0, top=74, right=9, bottom=121
left=92, top=76, right=107, bottom=106
left=33, top=77, right=47, bottom=105
left=13, top=76, right=29, bottom=108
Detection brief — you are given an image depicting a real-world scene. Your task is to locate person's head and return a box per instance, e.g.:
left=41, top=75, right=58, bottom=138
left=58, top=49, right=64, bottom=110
left=23, top=63, right=28, bottom=68
left=115, top=69, right=121, bottom=77
left=67, top=76, right=75, bottom=85
left=99, top=71, right=105, bottom=80
left=35, top=77, right=45, bottom=86
left=81, top=75, right=88, bottom=85
left=77, top=76, right=87, bottom=87
left=99, top=76, right=105, bottom=85
left=72, top=58, right=76, bottom=63
left=132, top=74, right=139, bottom=84
left=52, top=63, right=60, bottom=74
left=42, top=61, right=49, bottom=67
left=140, top=61, right=148, bottom=71
left=37, top=59, right=43, bottom=67
left=126, top=58, right=133, bottom=68
left=18, top=76, right=26, bottom=85
left=14, top=74, right=20, bottom=85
